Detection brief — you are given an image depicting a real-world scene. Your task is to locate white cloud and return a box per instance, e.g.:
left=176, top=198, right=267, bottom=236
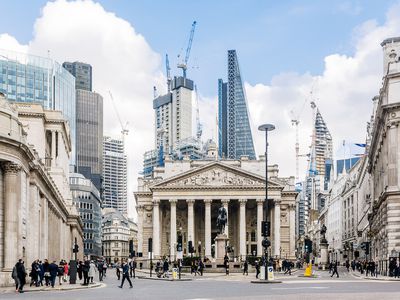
left=0, top=0, right=165, bottom=218
left=2, top=0, right=400, bottom=218
left=242, top=2, right=400, bottom=180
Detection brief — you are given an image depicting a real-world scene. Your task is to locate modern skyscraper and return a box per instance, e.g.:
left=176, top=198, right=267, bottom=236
left=70, top=173, right=102, bottom=257
left=143, top=76, right=194, bottom=176
left=62, top=61, right=92, bottom=91
left=0, top=49, right=76, bottom=162
left=103, top=136, right=127, bottom=215
left=75, top=89, right=103, bottom=192
left=153, top=76, right=194, bottom=152
left=218, top=50, right=256, bottom=160
left=306, top=106, right=333, bottom=211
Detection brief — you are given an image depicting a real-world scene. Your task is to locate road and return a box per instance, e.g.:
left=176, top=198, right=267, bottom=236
left=1, top=268, right=399, bottom=300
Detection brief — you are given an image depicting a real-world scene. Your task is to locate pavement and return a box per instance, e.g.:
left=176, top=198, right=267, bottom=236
left=0, top=267, right=399, bottom=299
left=0, top=281, right=104, bottom=294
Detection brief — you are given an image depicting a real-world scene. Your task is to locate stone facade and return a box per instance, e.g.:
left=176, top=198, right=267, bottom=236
left=102, top=208, right=130, bottom=264
left=0, top=95, right=83, bottom=286
left=134, top=156, right=297, bottom=263
left=367, top=37, right=400, bottom=273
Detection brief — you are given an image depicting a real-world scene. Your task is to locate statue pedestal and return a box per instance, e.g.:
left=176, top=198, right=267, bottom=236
left=320, top=242, right=328, bottom=270
left=214, top=234, right=229, bottom=260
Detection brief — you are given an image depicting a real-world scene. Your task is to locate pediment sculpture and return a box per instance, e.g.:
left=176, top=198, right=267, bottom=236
left=164, top=167, right=265, bottom=187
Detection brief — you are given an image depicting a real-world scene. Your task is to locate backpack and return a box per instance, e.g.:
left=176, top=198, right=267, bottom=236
left=11, top=266, right=17, bottom=279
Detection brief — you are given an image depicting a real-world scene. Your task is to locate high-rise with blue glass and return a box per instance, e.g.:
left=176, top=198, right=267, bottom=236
left=0, top=49, right=76, bottom=162
left=218, top=50, right=255, bottom=160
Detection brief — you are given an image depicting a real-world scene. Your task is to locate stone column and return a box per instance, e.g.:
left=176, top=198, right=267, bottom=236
left=169, top=199, right=177, bottom=260
left=239, top=199, right=247, bottom=259
left=51, top=130, right=56, bottom=167
left=3, top=162, right=21, bottom=270
left=221, top=199, right=230, bottom=237
left=41, top=196, right=49, bottom=259
left=204, top=199, right=212, bottom=258
left=137, top=205, right=144, bottom=255
left=289, top=204, right=296, bottom=257
left=187, top=199, right=195, bottom=245
left=274, top=199, right=281, bottom=257
left=256, top=198, right=264, bottom=256
left=152, top=199, right=160, bottom=258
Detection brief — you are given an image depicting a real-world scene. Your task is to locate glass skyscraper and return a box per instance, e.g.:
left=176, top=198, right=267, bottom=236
left=218, top=50, right=256, bottom=160
left=0, top=49, right=76, bottom=162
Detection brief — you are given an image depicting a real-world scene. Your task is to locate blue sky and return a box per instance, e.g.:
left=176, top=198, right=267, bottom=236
left=0, top=0, right=397, bottom=96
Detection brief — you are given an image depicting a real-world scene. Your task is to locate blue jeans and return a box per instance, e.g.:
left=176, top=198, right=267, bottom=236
left=50, top=275, right=56, bottom=287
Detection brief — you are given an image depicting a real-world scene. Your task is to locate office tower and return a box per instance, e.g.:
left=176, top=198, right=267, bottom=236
left=153, top=76, right=194, bottom=151
left=75, top=89, right=103, bottom=192
left=218, top=50, right=256, bottom=160
left=103, top=136, right=127, bottom=215
left=144, top=76, right=194, bottom=176
left=0, top=49, right=76, bottom=162
left=70, top=173, right=102, bottom=257
left=62, top=61, right=92, bottom=91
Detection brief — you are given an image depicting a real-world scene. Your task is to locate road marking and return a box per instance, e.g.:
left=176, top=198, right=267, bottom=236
left=272, top=286, right=329, bottom=290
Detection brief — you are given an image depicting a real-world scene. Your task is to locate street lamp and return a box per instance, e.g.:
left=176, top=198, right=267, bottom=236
left=258, top=123, right=275, bottom=281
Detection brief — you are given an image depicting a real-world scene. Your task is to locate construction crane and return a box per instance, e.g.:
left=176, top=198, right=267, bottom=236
left=194, top=85, right=202, bottom=140
left=290, top=96, right=308, bottom=183
left=165, top=54, right=171, bottom=92
left=177, top=21, right=197, bottom=78
left=108, top=91, right=129, bottom=138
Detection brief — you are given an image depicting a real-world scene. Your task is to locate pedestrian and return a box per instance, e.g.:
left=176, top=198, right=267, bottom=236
left=331, top=261, right=339, bottom=278
left=14, top=259, right=27, bottom=293
left=49, top=260, right=59, bottom=288
left=30, top=259, right=39, bottom=287
left=11, top=263, right=20, bottom=293
left=163, top=259, right=169, bottom=278
left=89, top=260, right=96, bottom=283
left=116, top=262, right=121, bottom=280
left=255, top=260, right=260, bottom=279
left=63, top=261, right=69, bottom=283
left=119, top=261, right=133, bottom=288
left=284, top=261, right=292, bottom=275
left=77, top=260, right=83, bottom=281
left=82, top=258, right=90, bottom=285
left=345, top=260, right=350, bottom=272
left=57, top=261, right=64, bottom=285
left=43, top=259, right=50, bottom=286
left=38, top=260, right=44, bottom=286
left=198, top=259, right=204, bottom=276
left=224, top=254, right=229, bottom=275
left=103, top=261, right=108, bottom=278
left=129, top=259, right=136, bottom=278
left=243, top=259, right=248, bottom=276
left=97, top=260, right=104, bottom=282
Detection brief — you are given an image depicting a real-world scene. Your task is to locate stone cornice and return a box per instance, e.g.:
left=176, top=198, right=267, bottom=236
left=151, top=185, right=284, bottom=192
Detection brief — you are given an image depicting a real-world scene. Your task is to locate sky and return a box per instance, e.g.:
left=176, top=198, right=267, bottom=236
left=0, top=0, right=399, bottom=218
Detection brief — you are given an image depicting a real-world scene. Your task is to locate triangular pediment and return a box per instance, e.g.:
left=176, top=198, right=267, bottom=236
left=151, top=161, right=283, bottom=189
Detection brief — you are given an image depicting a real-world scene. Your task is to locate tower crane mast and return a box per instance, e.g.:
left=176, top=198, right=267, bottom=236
left=165, top=54, right=171, bottom=92
left=194, top=85, right=202, bottom=140
left=108, top=91, right=129, bottom=139
left=177, top=21, right=197, bottom=78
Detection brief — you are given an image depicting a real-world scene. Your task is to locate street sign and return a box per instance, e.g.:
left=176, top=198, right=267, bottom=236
left=177, top=251, right=183, bottom=259
left=267, top=266, right=274, bottom=280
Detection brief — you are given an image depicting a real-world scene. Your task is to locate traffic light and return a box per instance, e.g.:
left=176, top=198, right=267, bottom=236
left=365, top=242, right=370, bottom=255
left=73, top=244, right=79, bottom=253
left=188, top=240, right=194, bottom=254
left=304, top=239, right=312, bottom=253
left=177, top=235, right=183, bottom=252
left=148, top=238, right=153, bottom=253
left=262, top=221, right=271, bottom=237
left=129, top=240, right=134, bottom=254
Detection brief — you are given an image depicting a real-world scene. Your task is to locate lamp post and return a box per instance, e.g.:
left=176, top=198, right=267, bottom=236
left=258, top=123, right=275, bottom=281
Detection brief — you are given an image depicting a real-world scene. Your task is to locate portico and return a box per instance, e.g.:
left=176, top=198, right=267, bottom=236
left=135, top=160, right=297, bottom=262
